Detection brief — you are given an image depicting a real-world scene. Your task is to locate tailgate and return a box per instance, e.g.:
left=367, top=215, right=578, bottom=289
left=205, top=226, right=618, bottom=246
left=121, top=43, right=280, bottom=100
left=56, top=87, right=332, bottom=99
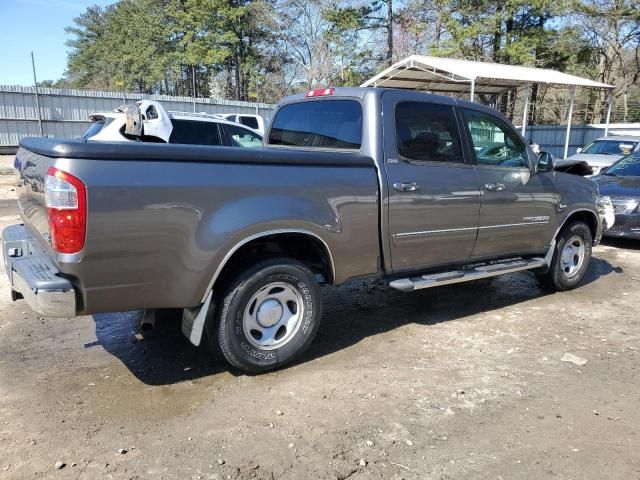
left=14, top=146, right=55, bottom=250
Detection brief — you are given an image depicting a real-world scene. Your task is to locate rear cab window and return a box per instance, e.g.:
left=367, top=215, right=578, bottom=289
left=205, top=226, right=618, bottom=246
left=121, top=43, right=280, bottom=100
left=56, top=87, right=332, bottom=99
left=268, top=100, right=362, bottom=150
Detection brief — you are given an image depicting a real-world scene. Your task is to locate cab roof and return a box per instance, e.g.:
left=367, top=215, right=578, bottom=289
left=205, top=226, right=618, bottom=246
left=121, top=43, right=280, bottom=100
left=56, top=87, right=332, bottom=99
left=278, top=86, right=508, bottom=121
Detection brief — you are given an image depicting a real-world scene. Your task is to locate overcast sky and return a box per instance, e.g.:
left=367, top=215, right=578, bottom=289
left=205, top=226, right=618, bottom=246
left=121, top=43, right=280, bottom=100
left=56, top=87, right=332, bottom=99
left=0, top=0, right=114, bottom=86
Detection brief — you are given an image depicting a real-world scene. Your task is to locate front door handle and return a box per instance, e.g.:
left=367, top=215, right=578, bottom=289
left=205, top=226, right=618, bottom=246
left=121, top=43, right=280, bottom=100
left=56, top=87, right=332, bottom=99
left=393, top=182, right=421, bottom=193
left=484, top=182, right=506, bottom=192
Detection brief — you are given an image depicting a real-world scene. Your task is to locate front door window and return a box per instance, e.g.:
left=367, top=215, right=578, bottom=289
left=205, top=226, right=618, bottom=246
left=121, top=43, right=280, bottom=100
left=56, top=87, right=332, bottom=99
left=463, top=109, right=529, bottom=169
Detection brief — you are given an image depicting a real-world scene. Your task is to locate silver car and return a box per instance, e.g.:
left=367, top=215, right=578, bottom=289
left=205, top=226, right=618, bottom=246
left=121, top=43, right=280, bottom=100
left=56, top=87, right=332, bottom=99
left=561, top=136, right=640, bottom=176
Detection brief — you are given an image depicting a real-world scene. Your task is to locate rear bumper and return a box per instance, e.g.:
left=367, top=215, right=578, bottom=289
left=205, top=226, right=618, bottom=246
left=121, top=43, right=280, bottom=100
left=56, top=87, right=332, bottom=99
left=2, top=224, right=77, bottom=317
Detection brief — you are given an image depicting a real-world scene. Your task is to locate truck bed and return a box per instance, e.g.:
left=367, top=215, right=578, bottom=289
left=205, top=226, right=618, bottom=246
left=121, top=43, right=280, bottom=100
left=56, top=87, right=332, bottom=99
left=12, top=138, right=380, bottom=314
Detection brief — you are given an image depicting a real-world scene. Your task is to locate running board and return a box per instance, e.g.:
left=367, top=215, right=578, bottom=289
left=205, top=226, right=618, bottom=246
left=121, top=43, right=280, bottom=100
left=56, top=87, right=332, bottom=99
left=389, top=257, right=546, bottom=292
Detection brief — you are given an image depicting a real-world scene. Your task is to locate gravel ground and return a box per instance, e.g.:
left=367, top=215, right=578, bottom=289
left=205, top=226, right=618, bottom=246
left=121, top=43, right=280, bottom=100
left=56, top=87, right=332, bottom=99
left=0, top=156, right=16, bottom=187
left=0, top=176, right=639, bottom=479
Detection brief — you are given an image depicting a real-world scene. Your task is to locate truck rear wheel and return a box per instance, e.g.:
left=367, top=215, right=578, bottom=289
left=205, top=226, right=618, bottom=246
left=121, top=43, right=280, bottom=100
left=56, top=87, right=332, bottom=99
left=537, top=221, right=592, bottom=291
left=208, top=257, right=323, bottom=373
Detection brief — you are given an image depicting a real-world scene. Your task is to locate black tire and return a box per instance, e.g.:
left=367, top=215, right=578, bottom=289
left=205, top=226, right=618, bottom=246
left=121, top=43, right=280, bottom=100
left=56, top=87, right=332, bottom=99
left=537, top=221, right=593, bottom=291
left=206, top=257, right=323, bottom=373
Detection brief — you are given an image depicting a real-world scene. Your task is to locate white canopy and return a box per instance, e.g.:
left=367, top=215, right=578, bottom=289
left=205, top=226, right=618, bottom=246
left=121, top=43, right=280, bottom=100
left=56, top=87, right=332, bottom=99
left=361, top=55, right=614, bottom=159
left=360, top=55, right=613, bottom=94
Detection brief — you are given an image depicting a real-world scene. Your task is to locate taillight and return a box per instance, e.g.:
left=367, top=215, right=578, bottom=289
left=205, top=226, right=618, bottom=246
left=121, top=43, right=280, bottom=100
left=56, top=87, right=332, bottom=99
left=305, top=88, right=335, bottom=97
left=45, top=167, right=86, bottom=254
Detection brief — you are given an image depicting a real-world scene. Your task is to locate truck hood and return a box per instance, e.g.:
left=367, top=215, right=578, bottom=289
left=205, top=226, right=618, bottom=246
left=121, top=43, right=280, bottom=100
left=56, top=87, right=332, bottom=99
left=564, top=153, right=622, bottom=167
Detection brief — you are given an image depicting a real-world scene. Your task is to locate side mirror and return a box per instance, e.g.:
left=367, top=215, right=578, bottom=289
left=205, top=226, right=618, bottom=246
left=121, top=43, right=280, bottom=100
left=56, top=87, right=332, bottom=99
left=576, top=147, right=583, bottom=154
left=537, top=151, right=556, bottom=172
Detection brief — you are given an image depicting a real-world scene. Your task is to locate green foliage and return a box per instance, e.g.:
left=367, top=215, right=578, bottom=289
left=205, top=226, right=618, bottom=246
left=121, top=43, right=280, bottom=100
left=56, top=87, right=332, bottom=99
left=64, top=0, right=262, bottom=99
left=61, top=0, right=639, bottom=111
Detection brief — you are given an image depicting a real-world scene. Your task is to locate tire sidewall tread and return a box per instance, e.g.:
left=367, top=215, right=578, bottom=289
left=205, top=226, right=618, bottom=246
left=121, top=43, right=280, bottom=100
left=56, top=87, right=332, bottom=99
left=542, top=221, right=593, bottom=291
left=208, top=258, right=322, bottom=373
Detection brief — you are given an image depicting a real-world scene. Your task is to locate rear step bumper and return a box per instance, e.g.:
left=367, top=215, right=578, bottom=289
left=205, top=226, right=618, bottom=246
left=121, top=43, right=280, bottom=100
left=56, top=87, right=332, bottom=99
left=2, top=224, right=76, bottom=317
left=389, top=257, right=546, bottom=292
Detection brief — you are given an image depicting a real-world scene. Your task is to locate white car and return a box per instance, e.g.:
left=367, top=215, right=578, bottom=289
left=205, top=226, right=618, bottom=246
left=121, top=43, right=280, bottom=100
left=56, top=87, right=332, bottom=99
left=215, top=113, right=266, bottom=135
left=83, top=100, right=263, bottom=149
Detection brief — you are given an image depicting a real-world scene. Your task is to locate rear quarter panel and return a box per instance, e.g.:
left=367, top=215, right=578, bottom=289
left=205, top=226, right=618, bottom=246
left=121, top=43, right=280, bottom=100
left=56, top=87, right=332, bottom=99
left=53, top=157, right=379, bottom=314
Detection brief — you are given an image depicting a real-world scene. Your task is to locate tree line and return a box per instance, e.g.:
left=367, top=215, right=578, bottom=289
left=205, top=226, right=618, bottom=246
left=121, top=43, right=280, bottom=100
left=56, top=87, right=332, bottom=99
left=44, top=0, right=640, bottom=123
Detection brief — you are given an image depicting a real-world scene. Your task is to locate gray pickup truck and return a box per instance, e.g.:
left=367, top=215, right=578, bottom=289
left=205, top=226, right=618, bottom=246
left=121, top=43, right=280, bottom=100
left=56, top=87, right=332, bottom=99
left=3, top=87, right=612, bottom=373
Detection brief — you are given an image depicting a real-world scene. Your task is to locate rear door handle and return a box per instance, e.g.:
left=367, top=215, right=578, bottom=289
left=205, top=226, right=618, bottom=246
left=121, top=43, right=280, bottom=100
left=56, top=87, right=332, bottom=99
left=484, top=182, right=505, bottom=192
left=393, top=182, right=421, bottom=192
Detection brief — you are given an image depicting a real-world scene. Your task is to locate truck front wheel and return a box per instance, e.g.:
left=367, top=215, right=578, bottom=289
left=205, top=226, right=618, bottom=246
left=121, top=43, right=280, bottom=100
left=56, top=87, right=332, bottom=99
left=537, top=221, right=593, bottom=291
left=208, top=257, right=323, bottom=373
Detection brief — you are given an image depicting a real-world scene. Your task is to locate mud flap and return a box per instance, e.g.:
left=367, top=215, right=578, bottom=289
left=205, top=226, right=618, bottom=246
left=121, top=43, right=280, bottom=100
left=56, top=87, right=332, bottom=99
left=538, top=238, right=557, bottom=274
left=181, top=291, right=214, bottom=346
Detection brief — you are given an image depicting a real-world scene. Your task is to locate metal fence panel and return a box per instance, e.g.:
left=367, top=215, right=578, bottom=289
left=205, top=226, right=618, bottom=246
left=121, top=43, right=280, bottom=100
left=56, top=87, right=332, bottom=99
left=525, top=124, right=640, bottom=158
left=3, top=84, right=639, bottom=159
left=0, top=85, right=276, bottom=148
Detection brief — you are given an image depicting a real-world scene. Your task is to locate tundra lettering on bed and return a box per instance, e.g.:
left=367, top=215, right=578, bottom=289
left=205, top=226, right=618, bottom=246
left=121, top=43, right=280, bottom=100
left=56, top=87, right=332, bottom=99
left=3, top=87, right=614, bottom=373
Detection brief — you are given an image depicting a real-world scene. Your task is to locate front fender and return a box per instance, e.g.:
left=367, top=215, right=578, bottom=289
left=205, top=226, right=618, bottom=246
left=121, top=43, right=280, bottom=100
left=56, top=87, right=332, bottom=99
left=551, top=171, right=602, bottom=243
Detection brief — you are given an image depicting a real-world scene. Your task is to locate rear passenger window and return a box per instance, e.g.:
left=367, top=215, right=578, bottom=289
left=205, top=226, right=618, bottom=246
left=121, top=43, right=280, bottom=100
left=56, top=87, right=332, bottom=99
left=395, top=102, right=463, bottom=163
left=226, top=124, right=263, bottom=148
left=169, top=119, right=222, bottom=146
left=269, top=100, right=362, bottom=149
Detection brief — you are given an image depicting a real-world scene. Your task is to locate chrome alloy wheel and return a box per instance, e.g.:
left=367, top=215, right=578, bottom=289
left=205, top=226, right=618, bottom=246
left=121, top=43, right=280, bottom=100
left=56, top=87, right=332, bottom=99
left=242, top=282, right=305, bottom=350
left=560, top=235, right=586, bottom=278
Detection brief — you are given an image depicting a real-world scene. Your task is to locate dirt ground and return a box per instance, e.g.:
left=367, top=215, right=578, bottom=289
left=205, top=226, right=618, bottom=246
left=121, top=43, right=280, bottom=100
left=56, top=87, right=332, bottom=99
left=1, top=158, right=639, bottom=479
left=0, top=155, right=13, bottom=173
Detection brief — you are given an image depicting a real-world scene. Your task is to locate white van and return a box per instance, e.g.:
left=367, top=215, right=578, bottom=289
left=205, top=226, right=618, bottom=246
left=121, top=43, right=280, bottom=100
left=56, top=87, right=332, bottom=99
left=215, top=113, right=266, bottom=135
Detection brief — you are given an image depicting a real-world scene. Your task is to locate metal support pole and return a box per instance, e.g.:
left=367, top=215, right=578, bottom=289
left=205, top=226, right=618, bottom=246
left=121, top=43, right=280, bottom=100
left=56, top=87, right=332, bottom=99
left=121, top=62, right=126, bottom=105
left=604, top=89, right=613, bottom=136
left=192, top=65, right=197, bottom=113
left=563, top=86, right=577, bottom=160
left=255, top=75, right=260, bottom=114
left=470, top=79, right=475, bottom=102
left=521, top=82, right=531, bottom=138
left=30, top=52, right=44, bottom=136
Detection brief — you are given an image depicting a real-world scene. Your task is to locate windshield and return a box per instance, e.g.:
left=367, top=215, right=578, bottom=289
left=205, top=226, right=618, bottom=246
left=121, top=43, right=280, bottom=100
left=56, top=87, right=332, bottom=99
left=582, top=140, right=638, bottom=156
left=604, top=153, right=640, bottom=177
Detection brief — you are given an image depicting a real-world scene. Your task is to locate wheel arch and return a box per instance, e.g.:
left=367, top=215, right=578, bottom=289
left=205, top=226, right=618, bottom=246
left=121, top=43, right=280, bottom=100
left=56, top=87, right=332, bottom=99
left=555, top=208, right=599, bottom=242
left=201, top=229, right=335, bottom=304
